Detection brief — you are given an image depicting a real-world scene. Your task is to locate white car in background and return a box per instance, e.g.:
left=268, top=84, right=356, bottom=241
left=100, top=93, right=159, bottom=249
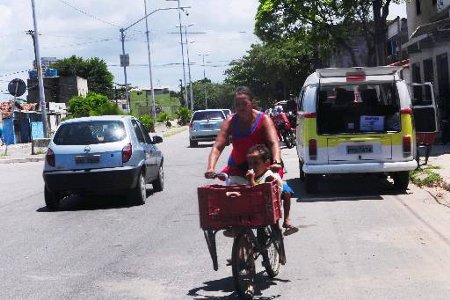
left=189, top=109, right=226, bottom=147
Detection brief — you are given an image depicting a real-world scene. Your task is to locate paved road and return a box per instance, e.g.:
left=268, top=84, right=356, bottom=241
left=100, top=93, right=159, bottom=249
left=0, top=131, right=449, bottom=299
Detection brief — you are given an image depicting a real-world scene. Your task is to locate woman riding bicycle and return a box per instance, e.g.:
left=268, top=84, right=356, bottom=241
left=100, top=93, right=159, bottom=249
left=204, top=86, right=297, bottom=233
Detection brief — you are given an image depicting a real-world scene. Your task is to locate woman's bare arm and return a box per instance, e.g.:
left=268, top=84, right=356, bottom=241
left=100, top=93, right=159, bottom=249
left=205, top=117, right=232, bottom=177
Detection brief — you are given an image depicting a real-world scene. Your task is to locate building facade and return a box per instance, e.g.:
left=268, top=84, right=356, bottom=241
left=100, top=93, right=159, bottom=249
left=404, top=0, right=450, bottom=137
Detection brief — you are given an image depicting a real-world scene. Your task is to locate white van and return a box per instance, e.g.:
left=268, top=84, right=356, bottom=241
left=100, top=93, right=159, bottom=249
left=296, top=67, right=418, bottom=193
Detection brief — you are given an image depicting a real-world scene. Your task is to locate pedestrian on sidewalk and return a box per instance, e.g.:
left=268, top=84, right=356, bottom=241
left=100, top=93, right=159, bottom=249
left=0, top=124, right=4, bottom=146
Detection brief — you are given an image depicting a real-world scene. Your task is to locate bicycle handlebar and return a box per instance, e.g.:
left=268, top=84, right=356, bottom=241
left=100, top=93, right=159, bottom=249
left=206, top=172, right=230, bottom=186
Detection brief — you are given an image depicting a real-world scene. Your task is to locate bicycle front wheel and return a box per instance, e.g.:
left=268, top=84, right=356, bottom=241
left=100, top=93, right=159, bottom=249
left=231, top=232, right=256, bottom=300
left=261, top=225, right=283, bottom=278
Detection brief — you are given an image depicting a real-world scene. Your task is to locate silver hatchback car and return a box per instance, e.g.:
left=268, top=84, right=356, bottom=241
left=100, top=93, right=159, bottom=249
left=189, top=109, right=226, bottom=147
left=43, top=115, right=164, bottom=210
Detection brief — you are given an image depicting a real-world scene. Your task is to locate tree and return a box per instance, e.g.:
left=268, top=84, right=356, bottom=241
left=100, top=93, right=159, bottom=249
left=191, top=80, right=235, bottom=110
left=224, top=40, right=311, bottom=108
left=255, top=0, right=405, bottom=67
left=67, top=92, right=122, bottom=118
left=51, top=55, right=114, bottom=97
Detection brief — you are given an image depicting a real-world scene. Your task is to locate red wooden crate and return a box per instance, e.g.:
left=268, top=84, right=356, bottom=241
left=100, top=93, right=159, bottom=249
left=198, top=181, right=282, bottom=230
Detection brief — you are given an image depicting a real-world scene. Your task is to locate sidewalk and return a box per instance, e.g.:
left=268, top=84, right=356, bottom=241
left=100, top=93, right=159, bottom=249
left=0, top=123, right=187, bottom=164
left=420, top=144, right=450, bottom=191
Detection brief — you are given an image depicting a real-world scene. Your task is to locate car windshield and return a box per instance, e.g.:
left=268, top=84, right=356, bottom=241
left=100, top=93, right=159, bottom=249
left=193, top=111, right=224, bottom=121
left=53, top=121, right=126, bottom=145
left=317, top=82, right=401, bottom=134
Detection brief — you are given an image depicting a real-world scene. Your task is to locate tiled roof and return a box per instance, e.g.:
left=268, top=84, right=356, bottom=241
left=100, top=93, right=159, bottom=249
left=0, top=101, right=38, bottom=119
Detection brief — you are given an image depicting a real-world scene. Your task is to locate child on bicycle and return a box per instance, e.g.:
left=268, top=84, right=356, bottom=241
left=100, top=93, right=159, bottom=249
left=245, top=144, right=298, bottom=236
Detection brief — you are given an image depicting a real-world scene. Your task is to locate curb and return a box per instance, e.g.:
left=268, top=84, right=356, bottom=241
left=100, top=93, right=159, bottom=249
left=0, top=156, right=45, bottom=164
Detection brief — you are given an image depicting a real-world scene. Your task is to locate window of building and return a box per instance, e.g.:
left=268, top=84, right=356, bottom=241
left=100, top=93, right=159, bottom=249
left=416, top=0, right=421, bottom=15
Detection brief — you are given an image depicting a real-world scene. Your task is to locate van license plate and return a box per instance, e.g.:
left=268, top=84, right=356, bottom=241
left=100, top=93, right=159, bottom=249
left=347, top=145, right=373, bottom=154
left=75, top=155, right=100, bottom=164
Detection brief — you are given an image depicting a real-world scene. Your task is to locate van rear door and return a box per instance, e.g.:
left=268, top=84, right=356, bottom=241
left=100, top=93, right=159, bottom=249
left=411, top=82, right=439, bottom=134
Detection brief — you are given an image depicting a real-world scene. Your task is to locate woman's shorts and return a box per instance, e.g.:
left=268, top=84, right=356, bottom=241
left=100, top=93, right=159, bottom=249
left=282, top=182, right=294, bottom=196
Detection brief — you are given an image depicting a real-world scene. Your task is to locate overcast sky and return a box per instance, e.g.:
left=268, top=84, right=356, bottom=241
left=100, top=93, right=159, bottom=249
left=0, top=0, right=406, bottom=99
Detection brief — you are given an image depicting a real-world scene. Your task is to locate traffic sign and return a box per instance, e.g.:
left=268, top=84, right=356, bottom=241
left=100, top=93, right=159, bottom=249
left=8, top=78, right=26, bottom=97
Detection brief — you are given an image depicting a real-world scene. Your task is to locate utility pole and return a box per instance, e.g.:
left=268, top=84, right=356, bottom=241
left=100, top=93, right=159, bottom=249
left=119, top=6, right=189, bottom=114
left=168, top=0, right=189, bottom=108
left=30, top=0, right=48, bottom=138
left=199, top=53, right=208, bottom=109
left=144, top=0, right=156, bottom=119
left=119, top=28, right=130, bottom=112
left=178, top=24, right=194, bottom=111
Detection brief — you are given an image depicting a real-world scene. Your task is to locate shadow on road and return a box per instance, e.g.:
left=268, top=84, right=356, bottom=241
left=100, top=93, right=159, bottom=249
left=187, top=272, right=287, bottom=299
left=189, top=143, right=215, bottom=149
left=36, top=189, right=155, bottom=212
left=286, top=174, right=408, bottom=203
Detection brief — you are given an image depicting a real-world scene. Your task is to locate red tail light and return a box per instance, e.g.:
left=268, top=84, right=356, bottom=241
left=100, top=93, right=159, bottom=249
left=303, top=112, right=317, bottom=119
left=122, top=143, right=132, bottom=163
left=346, top=74, right=366, bottom=82
left=189, top=122, right=193, bottom=128
left=309, top=139, right=317, bottom=160
left=400, top=107, right=412, bottom=115
left=403, top=135, right=412, bottom=156
left=46, top=148, right=55, bottom=167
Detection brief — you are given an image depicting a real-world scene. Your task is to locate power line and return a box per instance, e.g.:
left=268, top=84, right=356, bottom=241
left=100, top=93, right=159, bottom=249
left=55, top=0, right=120, bottom=28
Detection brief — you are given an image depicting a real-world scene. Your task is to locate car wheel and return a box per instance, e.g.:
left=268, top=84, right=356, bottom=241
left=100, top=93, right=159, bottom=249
left=44, top=186, right=61, bottom=211
left=393, top=171, right=410, bottom=191
left=152, top=164, right=164, bottom=192
left=189, top=139, right=198, bottom=147
left=305, top=174, right=319, bottom=194
left=128, top=171, right=146, bottom=205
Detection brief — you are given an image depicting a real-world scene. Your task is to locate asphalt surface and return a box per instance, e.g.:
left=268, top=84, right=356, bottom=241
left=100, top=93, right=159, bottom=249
left=0, top=130, right=449, bottom=299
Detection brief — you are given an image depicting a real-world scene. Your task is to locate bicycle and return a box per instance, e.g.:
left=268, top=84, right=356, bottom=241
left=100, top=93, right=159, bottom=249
left=198, top=173, right=286, bottom=299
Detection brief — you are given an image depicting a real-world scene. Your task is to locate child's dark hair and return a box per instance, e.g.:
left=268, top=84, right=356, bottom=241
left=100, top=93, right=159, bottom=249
left=247, top=144, right=272, bottom=162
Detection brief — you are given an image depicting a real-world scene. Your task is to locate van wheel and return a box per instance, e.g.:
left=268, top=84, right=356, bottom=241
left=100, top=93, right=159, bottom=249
left=305, top=174, right=319, bottom=194
left=299, top=161, right=305, bottom=182
left=393, top=171, right=410, bottom=191
left=189, top=139, right=198, bottom=147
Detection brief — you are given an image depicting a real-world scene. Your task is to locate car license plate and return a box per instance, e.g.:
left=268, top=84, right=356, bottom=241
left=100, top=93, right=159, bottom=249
left=75, top=155, right=100, bottom=164
left=203, top=124, right=213, bottom=129
left=347, top=145, right=373, bottom=154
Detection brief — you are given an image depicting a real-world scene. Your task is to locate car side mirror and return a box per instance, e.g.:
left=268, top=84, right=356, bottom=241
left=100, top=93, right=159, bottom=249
left=152, top=135, right=163, bottom=144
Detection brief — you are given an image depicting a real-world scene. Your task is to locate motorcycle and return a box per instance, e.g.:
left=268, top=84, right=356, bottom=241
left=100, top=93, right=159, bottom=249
left=274, top=119, right=295, bottom=149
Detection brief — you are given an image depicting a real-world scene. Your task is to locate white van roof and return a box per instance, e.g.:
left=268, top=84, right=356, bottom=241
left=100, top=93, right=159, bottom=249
left=303, top=66, right=402, bottom=86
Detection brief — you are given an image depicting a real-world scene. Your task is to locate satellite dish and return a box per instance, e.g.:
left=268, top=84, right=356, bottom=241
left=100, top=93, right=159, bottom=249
left=8, top=78, right=27, bottom=97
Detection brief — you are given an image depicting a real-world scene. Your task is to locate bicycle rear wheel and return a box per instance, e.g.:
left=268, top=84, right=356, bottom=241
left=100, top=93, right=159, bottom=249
left=261, top=225, right=283, bottom=278
left=231, top=232, right=256, bottom=300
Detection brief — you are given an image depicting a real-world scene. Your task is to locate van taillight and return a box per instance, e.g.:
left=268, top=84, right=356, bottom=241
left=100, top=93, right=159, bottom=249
left=309, top=139, right=317, bottom=160
left=303, top=112, right=316, bottom=118
left=403, top=135, right=412, bottom=156
left=122, top=143, right=132, bottom=163
left=400, top=107, right=412, bottom=115
left=346, top=74, right=366, bottom=82
left=46, top=148, right=55, bottom=167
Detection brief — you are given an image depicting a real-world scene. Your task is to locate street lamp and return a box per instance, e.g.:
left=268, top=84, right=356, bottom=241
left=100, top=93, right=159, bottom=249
left=119, top=5, right=189, bottom=113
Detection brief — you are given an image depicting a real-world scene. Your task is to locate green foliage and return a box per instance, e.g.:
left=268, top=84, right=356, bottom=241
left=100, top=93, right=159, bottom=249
left=156, top=112, right=170, bottom=123
left=175, top=106, right=192, bottom=125
left=224, top=40, right=312, bottom=107
left=51, top=55, right=114, bottom=97
left=138, top=115, right=156, bottom=133
left=191, top=80, right=235, bottom=110
left=67, top=92, right=122, bottom=118
left=254, top=0, right=404, bottom=67
left=410, top=165, right=443, bottom=188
